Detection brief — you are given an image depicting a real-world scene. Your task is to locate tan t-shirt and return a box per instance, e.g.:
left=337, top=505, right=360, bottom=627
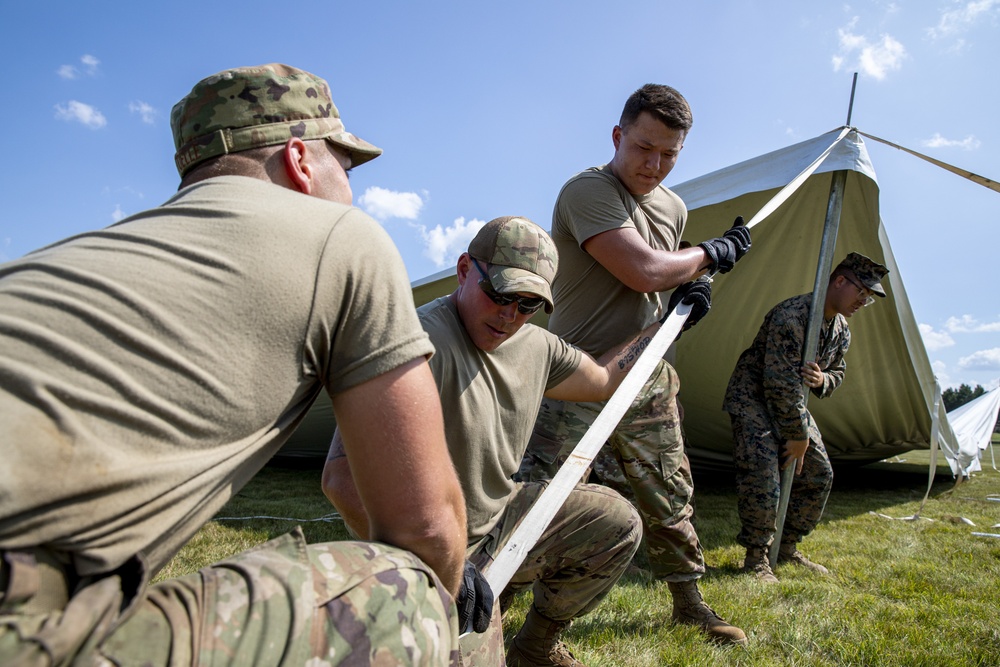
left=419, top=297, right=582, bottom=542
left=547, top=165, right=687, bottom=356
left=0, top=176, right=433, bottom=576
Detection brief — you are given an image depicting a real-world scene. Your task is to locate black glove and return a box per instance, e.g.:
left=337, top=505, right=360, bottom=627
left=663, top=275, right=712, bottom=331
left=697, top=216, right=751, bottom=274
left=456, top=560, right=494, bottom=634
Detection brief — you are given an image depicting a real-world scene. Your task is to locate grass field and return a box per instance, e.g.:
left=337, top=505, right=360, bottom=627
left=160, top=436, right=1000, bottom=666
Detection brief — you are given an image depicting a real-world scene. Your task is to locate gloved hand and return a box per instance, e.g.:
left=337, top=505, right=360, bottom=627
left=456, top=559, right=494, bottom=634
left=663, top=275, right=712, bottom=331
left=697, top=216, right=751, bottom=274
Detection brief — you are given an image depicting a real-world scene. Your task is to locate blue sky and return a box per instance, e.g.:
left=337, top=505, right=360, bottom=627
left=1, top=1, right=998, bottom=392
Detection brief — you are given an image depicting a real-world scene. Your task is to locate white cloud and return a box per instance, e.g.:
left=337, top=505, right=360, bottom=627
left=927, top=0, right=999, bottom=40
left=80, top=54, right=100, bottom=74
left=0, top=237, right=10, bottom=263
left=958, top=347, right=1000, bottom=370
left=945, top=315, right=1000, bottom=333
left=358, top=186, right=424, bottom=222
left=919, top=323, right=955, bottom=351
left=54, top=100, right=107, bottom=129
left=57, top=54, right=100, bottom=80
left=111, top=205, right=126, bottom=222
left=833, top=20, right=906, bottom=80
left=129, top=101, right=157, bottom=125
left=932, top=360, right=951, bottom=387
left=420, top=217, right=486, bottom=268
left=921, top=132, right=981, bottom=150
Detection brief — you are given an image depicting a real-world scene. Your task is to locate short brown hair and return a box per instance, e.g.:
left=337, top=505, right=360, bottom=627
left=619, top=84, right=693, bottom=133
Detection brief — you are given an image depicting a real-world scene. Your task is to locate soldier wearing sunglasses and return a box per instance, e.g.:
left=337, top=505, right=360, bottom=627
left=324, top=216, right=710, bottom=666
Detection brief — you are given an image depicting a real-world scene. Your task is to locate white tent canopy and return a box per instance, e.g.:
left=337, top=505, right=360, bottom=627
left=278, top=129, right=966, bottom=468
left=941, top=385, right=1000, bottom=476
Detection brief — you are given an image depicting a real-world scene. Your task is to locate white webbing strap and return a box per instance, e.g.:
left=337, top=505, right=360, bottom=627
left=744, top=127, right=852, bottom=229
left=481, top=302, right=692, bottom=596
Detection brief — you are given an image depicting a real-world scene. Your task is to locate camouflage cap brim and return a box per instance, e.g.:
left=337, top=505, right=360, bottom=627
left=488, top=265, right=554, bottom=313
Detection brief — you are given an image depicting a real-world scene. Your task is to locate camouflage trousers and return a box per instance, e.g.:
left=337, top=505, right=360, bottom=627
left=459, top=481, right=641, bottom=666
left=517, top=359, right=705, bottom=582
left=729, top=412, right=834, bottom=549
left=0, top=527, right=458, bottom=666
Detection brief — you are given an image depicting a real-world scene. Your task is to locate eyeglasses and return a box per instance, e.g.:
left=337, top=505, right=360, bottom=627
left=471, top=260, right=546, bottom=314
left=843, top=274, right=876, bottom=307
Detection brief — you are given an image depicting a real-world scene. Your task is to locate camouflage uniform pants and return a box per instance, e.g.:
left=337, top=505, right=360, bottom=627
left=729, top=412, right=834, bottom=549
left=517, top=359, right=705, bottom=582
left=458, top=481, right=641, bottom=666
left=0, top=527, right=458, bottom=666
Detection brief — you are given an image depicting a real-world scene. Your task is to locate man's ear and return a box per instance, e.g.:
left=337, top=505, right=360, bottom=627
left=612, top=125, right=622, bottom=151
left=456, top=253, right=472, bottom=286
left=282, top=137, right=313, bottom=194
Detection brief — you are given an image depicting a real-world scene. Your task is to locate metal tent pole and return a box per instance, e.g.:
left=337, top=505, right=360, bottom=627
left=769, top=73, right=858, bottom=568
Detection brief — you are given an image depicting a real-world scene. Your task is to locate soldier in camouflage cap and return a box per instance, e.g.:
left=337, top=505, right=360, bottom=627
left=723, top=252, right=889, bottom=584
left=468, top=216, right=559, bottom=313
left=0, top=63, right=469, bottom=665
left=171, top=63, right=382, bottom=177
left=326, top=216, right=698, bottom=666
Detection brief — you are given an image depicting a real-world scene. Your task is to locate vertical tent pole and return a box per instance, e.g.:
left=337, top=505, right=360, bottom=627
left=769, top=73, right=858, bottom=568
left=769, top=169, right=847, bottom=566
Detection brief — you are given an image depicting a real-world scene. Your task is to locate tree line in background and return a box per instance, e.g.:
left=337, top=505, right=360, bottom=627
left=943, top=383, right=1000, bottom=432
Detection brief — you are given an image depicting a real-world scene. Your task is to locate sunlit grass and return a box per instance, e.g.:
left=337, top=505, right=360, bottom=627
left=162, top=443, right=1000, bottom=666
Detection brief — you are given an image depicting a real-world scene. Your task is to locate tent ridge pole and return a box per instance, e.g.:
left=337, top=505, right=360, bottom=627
left=846, top=72, right=859, bottom=127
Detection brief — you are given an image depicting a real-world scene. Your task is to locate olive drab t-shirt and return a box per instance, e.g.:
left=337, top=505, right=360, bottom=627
left=0, top=176, right=433, bottom=576
left=547, top=164, right=687, bottom=356
left=418, top=297, right=582, bottom=542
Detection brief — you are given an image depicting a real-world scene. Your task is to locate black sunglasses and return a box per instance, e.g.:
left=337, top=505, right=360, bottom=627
left=471, top=260, right=546, bottom=314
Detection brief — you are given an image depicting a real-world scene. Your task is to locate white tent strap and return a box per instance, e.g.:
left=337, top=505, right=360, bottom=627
left=480, top=303, right=691, bottom=598
left=857, top=130, right=1000, bottom=195
left=744, top=127, right=852, bottom=229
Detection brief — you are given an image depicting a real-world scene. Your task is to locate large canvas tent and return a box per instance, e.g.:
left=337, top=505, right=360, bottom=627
left=277, top=129, right=962, bottom=468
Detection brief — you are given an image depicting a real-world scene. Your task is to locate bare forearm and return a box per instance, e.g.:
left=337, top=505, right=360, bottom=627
left=331, top=359, right=467, bottom=595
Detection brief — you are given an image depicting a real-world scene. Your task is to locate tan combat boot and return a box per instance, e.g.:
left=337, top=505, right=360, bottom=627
left=778, top=544, right=829, bottom=575
left=668, top=580, right=748, bottom=646
left=743, top=546, right=779, bottom=583
left=506, top=606, right=586, bottom=667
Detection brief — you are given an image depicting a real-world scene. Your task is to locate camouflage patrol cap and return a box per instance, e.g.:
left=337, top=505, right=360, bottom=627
left=468, top=216, right=558, bottom=313
left=170, top=63, right=382, bottom=177
left=838, top=252, right=889, bottom=297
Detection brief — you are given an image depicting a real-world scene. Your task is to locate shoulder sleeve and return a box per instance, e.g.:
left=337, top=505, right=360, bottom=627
left=538, top=328, right=583, bottom=390
left=307, top=208, right=433, bottom=395
left=554, top=173, right=637, bottom=248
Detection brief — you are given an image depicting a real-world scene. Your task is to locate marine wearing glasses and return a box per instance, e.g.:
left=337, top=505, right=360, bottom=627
left=842, top=273, right=876, bottom=307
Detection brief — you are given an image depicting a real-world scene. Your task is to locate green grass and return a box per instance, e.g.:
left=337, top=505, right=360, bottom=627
left=161, top=446, right=1000, bottom=666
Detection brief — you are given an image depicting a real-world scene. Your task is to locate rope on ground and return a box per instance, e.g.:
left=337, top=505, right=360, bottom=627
left=214, top=512, right=344, bottom=523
